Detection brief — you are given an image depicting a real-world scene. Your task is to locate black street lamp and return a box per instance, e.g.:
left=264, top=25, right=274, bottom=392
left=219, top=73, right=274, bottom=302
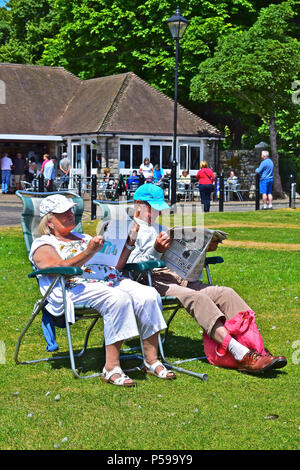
left=166, top=6, right=189, bottom=206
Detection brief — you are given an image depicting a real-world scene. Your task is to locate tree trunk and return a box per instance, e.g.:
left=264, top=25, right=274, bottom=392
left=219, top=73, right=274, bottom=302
left=268, top=114, right=283, bottom=198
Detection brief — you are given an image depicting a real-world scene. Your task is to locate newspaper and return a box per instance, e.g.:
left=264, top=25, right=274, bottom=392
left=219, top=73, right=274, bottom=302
left=82, top=202, right=134, bottom=278
left=162, top=226, right=227, bottom=281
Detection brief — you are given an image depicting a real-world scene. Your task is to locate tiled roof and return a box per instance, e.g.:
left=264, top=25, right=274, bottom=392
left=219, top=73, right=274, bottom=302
left=0, top=63, right=80, bottom=135
left=0, top=63, right=222, bottom=138
left=97, top=73, right=222, bottom=137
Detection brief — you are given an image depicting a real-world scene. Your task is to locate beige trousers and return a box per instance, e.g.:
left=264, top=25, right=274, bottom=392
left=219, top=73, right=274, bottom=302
left=148, top=268, right=251, bottom=337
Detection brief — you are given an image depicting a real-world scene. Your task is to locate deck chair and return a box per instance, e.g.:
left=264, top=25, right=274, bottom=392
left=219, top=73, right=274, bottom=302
left=124, top=257, right=223, bottom=381
left=94, top=199, right=224, bottom=381
left=14, top=190, right=143, bottom=379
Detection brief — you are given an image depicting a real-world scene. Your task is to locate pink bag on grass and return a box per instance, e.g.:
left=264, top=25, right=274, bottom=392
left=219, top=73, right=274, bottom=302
left=203, top=310, right=266, bottom=368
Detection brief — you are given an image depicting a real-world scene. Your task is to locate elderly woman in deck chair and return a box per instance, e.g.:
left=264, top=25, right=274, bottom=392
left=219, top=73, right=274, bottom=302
left=29, top=194, right=176, bottom=387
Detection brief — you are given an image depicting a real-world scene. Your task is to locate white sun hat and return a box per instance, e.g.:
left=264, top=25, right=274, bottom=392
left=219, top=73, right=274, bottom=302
left=40, top=194, right=77, bottom=218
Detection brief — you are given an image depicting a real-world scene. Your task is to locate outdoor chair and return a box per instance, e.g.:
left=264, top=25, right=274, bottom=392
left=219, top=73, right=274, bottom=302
left=176, top=182, right=193, bottom=202
left=97, top=180, right=109, bottom=199
left=20, top=178, right=39, bottom=192
left=14, top=190, right=143, bottom=379
left=94, top=199, right=224, bottom=381
left=226, top=182, right=244, bottom=201
left=231, top=182, right=243, bottom=201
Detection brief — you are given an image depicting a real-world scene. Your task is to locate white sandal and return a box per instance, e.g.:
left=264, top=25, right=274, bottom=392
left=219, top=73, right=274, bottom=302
left=101, top=366, right=136, bottom=387
left=144, top=360, right=176, bottom=380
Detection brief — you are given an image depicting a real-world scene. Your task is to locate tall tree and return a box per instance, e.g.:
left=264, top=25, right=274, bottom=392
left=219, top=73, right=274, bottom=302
left=40, top=0, right=274, bottom=100
left=0, top=4, right=11, bottom=46
left=1, top=0, right=297, bottom=158
left=0, top=0, right=59, bottom=63
left=190, top=1, right=300, bottom=197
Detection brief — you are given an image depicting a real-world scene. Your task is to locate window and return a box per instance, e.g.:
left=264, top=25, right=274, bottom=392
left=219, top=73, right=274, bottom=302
left=162, top=146, right=172, bottom=169
left=190, top=146, right=200, bottom=170
left=178, top=144, right=201, bottom=171
left=120, top=143, right=143, bottom=169
left=132, top=145, right=143, bottom=168
left=119, top=139, right=201, bottom=173
left=72, top=145, right=81, bottom=169
left=179, top=146, right=187, bottom=170
left=120, top=144, right=130, bottom=168
left=150, top=145, right=160, bottom=164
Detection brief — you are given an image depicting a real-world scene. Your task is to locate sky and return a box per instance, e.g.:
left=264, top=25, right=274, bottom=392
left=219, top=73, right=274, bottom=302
left=0, top=0, right=7, bottom=7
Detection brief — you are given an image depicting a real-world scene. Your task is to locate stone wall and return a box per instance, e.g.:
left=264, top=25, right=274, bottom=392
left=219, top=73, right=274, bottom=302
left=96, top=136, right=119, bottom=176
left=203, top=140, right=218, bottom=171
left=219, top=148, right=262, bottom=187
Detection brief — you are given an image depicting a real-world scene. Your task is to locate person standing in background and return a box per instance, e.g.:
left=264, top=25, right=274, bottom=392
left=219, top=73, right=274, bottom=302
left=44, top=156, right=57, bottom=192
left=1, top=152, right=13, bottom=194
left=59, top=152, right=71, bottom=189
left=40, top=154, right=50, bottom=176
left=255, top=150, right=274, bottom=210
left=13, top=153, right=27, bottom=191
left=196, top=161, right=215, bottom=212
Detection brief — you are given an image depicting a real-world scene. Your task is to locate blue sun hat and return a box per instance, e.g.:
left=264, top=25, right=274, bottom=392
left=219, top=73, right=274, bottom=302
left=133, top=183, right=170, bottom=211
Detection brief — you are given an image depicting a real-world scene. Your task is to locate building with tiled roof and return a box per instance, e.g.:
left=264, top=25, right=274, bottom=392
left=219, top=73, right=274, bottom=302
left=0, top=63, right=222, bottom=178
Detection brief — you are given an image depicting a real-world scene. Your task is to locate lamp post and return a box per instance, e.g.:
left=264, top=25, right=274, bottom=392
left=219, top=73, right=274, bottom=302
left=166, top=6, right=189, bottom=206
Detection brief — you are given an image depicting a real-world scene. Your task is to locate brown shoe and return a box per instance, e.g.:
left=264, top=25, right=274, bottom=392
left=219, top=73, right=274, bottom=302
left=236, top=349, right=282, bottom=374
left=264, top=348, right=287, bottom=369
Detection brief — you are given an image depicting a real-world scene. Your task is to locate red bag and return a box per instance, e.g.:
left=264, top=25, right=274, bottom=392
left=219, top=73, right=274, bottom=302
left=203, top=310, right=266, bottom=368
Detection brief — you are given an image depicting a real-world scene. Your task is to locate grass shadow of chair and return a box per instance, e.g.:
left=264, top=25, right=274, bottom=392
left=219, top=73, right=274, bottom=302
left=124, top=331, right=208, bottom=366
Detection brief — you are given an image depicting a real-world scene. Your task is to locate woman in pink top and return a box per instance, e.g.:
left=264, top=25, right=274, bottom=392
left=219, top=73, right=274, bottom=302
left=196, top=161, right=215, bottom=212
left=40, top=154, right=50, bottom=175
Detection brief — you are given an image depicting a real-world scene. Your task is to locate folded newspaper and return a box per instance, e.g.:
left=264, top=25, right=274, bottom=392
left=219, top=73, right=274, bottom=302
left=162, top=226, right=227, bottom=281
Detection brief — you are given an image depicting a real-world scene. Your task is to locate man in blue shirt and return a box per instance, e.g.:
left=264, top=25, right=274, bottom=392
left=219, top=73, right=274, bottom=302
left=255, top=150, right=274, bottom=209
left=43, top=156, right=56, bottom=192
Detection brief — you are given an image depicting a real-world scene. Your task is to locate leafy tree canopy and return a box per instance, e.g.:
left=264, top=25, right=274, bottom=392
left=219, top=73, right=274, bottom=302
left=0, top=0, right=282, bottom=100
left=190, top=1, right=300, bottom=195
left=0, top=0, right=299, bottom=181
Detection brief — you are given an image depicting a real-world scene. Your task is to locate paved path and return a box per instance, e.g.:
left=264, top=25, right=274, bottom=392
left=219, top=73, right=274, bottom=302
left=0, top=192, right=298, bottom=227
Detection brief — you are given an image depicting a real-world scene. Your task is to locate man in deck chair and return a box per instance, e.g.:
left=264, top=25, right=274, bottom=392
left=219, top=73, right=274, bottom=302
left=128, top=184, right=287, bottom=375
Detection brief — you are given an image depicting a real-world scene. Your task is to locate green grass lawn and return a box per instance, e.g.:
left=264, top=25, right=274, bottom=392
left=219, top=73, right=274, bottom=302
left=0, top=210, right=299, bottom=450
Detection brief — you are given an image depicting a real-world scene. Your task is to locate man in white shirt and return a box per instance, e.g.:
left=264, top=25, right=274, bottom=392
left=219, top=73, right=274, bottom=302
left=59, top=152, right=70, bottom=188
left=1, top=153, right=13, bottom=194
left=128, top=184, right=287, bottom=374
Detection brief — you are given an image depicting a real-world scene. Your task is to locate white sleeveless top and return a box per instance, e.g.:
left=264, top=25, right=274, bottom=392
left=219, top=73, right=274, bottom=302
left=29, top=232, right=124, bottom=323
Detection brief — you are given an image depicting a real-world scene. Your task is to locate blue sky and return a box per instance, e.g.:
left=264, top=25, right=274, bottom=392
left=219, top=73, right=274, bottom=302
left=0, top=0, right=7, bottom=7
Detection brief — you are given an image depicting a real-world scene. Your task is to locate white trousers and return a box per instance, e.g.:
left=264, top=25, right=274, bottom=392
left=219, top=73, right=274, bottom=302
left=68, top=278, right=166, bottom=346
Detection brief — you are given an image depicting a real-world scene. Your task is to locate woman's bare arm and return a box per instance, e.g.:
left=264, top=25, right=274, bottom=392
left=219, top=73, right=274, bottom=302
left=33, top=236, right=104, bottom=270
